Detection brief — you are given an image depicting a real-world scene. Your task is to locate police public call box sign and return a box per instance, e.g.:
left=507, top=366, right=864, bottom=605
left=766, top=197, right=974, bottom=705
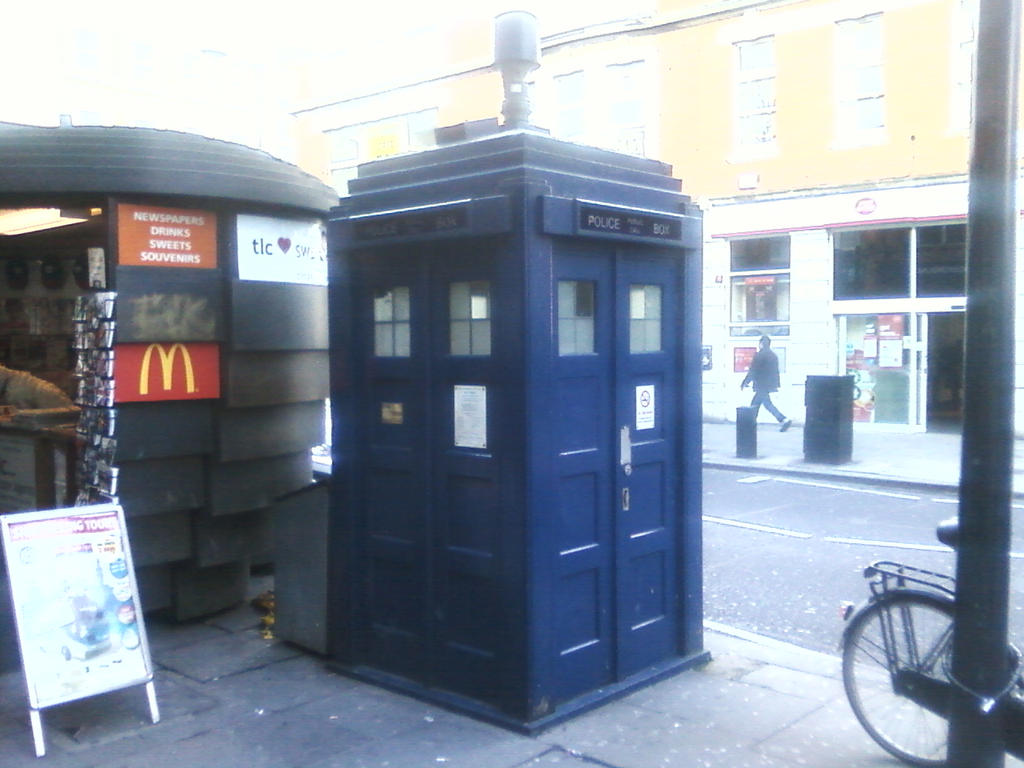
left=0, top=504, right=159, bottom=756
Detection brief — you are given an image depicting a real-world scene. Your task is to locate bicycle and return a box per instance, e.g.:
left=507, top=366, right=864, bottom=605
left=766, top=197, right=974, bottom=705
left=840, top=518, right=1024, bottom=766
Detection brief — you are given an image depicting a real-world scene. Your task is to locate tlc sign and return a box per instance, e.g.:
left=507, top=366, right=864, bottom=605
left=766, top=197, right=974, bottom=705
left=114, top=343, right=220, bottom=403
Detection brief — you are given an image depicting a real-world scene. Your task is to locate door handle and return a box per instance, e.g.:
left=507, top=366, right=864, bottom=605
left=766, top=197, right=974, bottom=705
left=621, top=487, right=630, bottom=511
left=619, top=425, right=632, bottom=467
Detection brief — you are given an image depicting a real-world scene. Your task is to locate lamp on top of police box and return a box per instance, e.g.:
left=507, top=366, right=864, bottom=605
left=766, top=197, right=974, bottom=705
left=494, top=10, right=541, bottom=130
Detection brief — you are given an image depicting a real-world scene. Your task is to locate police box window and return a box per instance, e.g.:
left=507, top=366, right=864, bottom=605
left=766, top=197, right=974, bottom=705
left=558, top=280, right=595, bottom=356
left=834, top=228, right=910, bottom=300
left=450, top=281, right=491, bottom=356
left=729, top=236, right=790, bottom=337
left=373, top=286, right=411, bottom=357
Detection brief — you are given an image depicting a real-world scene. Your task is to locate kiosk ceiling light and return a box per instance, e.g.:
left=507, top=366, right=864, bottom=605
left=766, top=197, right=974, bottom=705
left=0, top=208, right=98, bottom=236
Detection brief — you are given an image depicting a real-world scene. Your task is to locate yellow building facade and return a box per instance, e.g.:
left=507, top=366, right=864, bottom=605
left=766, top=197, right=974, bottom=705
left=295, top=0, right=1020, bottom=433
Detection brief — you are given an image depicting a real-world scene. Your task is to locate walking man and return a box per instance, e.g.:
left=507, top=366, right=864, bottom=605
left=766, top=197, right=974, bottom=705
left=741, top=335, right=792, bottom=432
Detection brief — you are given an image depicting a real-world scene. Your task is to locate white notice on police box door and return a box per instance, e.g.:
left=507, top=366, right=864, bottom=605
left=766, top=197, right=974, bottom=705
left=453, top=385, right=487, bottom=449
left=636, top=384, right=656, bottom=430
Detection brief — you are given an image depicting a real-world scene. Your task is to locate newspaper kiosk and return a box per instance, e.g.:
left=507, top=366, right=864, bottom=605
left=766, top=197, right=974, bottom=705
left=328, top=128, right=705, bottom=730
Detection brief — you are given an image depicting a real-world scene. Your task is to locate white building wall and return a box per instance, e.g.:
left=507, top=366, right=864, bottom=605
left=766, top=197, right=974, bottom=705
left=700, top=237, right=732, bottom=421
left=701, top=177, right=1024, bottom=434
left=701, top=227, right=837, bottom=426
left=781, top=228, right=837, bottom=418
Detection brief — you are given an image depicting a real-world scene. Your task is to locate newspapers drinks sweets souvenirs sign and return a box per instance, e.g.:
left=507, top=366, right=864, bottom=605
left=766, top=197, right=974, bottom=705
left=0, top=504, right=159, bottom=757
left=236, top=214, right=328, bottom=286
left=453, top=385, right=487, bottom=449
left=116, top=204, right=217, bottom=269
left=113, top=342, right=221, bottom=403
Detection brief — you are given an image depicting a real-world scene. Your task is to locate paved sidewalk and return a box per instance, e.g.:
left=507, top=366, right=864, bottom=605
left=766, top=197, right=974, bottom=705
left=0, top=421, right=1016, bottom=767
left=702, top=417, right=1024, bottom=496
left=0, top=595, right=897, bottom=768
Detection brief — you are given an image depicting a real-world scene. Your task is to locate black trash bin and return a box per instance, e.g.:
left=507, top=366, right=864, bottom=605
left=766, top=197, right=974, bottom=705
left=736, top=406, right=757, bottom=458
left=803, top=375, right=854, bottom=464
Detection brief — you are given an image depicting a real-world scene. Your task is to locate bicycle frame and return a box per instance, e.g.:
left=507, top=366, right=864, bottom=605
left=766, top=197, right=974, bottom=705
left=863, top=589, right=955, bottom=718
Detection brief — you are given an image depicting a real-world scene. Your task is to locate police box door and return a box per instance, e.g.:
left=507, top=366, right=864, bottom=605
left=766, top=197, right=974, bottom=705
left=552, top=244, right=680, bottom=699
left=350, top=241, right=511, bottom=703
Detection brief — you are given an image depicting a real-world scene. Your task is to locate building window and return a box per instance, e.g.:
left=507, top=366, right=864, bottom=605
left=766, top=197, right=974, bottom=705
left=951, top=0, right=979, bottom=131
left=326, top=109, right=438, bottom=196
left=373, top=286, right=411, bottom=357
left=629, top=284, right=662, bottom=353
left=834, top=228, right=910, bottom=300
left=843, top=313, right=910, bottom=424
left=607, top=61, right=646, bottom=156
left=450, top=281, right=491, bottom=356
left=554, top=71, right=585, bottom=142
left=836, top=14, right=885, bottom=143
left=547, top=60, right=648, bottom=156
left=917, top=224, right=966, bottom=297
left=558, top=281, right=596, bottom=356
left=729, top=237, right=791, bottom=337
left=734, top=37, right=776, bottom=151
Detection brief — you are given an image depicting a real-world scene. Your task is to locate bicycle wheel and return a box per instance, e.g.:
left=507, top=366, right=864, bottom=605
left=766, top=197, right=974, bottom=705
left=843, top=590, right=954, bottom=767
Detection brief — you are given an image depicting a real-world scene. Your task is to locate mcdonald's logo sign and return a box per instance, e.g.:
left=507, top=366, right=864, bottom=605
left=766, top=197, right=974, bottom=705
left=114, top=342, right=220, bottom=403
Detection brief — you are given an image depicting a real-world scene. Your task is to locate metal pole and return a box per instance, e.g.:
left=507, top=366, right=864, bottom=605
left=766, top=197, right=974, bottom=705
left=948, top=0, right=1020, bottom=764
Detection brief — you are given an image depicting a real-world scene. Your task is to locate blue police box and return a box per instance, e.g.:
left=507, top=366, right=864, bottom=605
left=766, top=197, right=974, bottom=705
left=327, top=127, right=706, bottom=730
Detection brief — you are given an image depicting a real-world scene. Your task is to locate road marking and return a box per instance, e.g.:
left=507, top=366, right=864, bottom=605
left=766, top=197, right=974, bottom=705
left=932, top=498, right=1024, bottom=511
left=703, top=515, right=813, bottom=539
left=824, top=535, right=1024, bottom=559
left=774, top=476, right=920, bottom=500
left=823, top=536, right=952, bottom=552
left=737, top=475, right=772, bottom=484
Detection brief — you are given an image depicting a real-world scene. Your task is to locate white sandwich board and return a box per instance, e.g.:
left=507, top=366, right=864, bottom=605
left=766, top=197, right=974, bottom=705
left=0, top=504, right=159, bottom=756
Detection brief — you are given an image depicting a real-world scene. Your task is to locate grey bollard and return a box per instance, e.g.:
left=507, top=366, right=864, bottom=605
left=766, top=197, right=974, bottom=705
left=736, top=406, right=757, bottom=458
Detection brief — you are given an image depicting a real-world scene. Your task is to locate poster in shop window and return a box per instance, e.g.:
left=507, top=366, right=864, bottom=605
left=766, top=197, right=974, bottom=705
left=0, top=504, right=154, bottom=711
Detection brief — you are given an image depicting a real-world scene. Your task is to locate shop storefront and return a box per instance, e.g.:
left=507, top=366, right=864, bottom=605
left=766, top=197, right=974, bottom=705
left=702, top=178, right=999, bottom=433
left=0, top=123, right=337, bottom=668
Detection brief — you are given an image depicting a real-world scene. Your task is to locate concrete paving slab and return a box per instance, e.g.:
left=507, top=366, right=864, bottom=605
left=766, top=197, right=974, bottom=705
left=622, top=672, right=829, bottom=741
left=270, top=684, right=459, bottom=742
left=736, top=664, right=846, bottom=703
left=517, top=747, right=609, bottom=765
left=307, top=715, right=546, bottom=768
left=220, top=706, right=375, bottom=767
left=155, top=627, right=302, bottom=682
left=43, top=673, right=215, bottom=747
left=756, top=697, right=917, bottom=767
left=203, top=654, right=357, bottom=717
left=202, top=601, right=266, bottom=634
left=142, top=616, right=230, bottom=654
left=541, top=701, right=792, bottom=768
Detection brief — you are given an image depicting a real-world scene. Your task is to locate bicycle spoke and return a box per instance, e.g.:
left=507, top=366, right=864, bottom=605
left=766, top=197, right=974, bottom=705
left=852, top=632, right=892, bottom=670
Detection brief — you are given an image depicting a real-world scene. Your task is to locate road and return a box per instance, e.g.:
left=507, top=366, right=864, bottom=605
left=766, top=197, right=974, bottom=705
left=702, top=467, right=1024, bottom=655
